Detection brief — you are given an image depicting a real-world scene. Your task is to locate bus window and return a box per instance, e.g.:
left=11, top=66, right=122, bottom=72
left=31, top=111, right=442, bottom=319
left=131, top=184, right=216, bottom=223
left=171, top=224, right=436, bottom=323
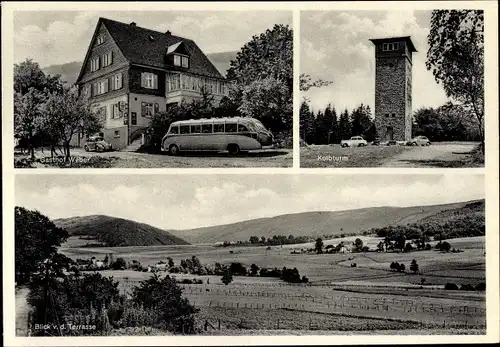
left=191, top=125, right=201, bottom=133
left=226, top=123, right=237, bottom=133
left=202, top=124, right=212, bottom=133
left=180, top=125, right=190, bottom=134
left=238, top=124, right=248, bottom=132
left=169, top=126, right=179, bottom=134
left=214, top=124, right=224, bottom=133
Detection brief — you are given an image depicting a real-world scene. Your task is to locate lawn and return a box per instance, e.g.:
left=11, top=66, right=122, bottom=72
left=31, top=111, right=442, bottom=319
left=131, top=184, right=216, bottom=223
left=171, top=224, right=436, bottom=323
left=300, top=144, right=407, bottom=167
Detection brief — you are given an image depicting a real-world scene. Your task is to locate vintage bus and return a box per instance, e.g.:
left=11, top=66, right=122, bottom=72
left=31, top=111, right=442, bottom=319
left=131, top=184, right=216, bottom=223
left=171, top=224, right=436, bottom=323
left=161, top=117, right=273, bottom=155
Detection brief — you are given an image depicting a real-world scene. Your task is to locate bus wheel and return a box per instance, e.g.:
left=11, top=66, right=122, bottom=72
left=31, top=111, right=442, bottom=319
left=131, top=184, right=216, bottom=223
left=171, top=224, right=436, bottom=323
left=227, top=144, right=240, bottom=155
left=169, top=145, right=179, bottom=156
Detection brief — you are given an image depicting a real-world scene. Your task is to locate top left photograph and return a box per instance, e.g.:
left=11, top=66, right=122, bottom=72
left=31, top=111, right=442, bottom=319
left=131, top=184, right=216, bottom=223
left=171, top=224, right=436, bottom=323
left=12, top=10, right=293, bottom=168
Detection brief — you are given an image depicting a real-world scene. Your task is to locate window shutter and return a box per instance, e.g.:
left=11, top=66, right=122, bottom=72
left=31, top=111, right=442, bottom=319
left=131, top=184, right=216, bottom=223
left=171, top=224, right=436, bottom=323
left=153, top=74, right=158, bottom=89
left=141, top=73, right=145, bottom=88
left=110, top=51, right=113, bottom=65
left=141, top=102, right=146, bottom=117
left=111, top=104, right=115, bottom=119
left=154, top=103, right=159, bottom=114
left=104, top=79, right=109, bottom=93
left=92, top=83, right=97, bottom=96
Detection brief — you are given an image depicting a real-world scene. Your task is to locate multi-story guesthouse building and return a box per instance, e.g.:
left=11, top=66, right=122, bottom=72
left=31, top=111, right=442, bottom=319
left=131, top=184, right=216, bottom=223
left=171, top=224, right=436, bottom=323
left=74, top=17, right=229, bottom=149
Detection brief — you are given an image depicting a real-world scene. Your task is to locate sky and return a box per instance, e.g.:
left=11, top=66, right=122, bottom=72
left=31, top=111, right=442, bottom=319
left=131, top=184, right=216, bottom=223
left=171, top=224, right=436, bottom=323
left=301, top=10, right=450, bottom=113
left=13, top=10, right=292, bottom=68
left=15, top=174, right=484, bottom=231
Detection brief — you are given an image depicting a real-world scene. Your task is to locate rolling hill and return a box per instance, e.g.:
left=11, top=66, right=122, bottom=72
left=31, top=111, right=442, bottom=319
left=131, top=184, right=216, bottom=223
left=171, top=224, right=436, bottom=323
left=41, top=51, right=236, bottom=86
left=169, top=200, right=485, bottom=244
left=55, top=215, right=189, bottom=247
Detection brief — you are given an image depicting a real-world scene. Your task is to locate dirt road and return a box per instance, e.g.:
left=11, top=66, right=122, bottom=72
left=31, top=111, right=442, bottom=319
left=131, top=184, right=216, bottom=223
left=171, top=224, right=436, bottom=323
left=381, top=142, right=479, bottom=168
left=15, top=287, right=30, bottom=336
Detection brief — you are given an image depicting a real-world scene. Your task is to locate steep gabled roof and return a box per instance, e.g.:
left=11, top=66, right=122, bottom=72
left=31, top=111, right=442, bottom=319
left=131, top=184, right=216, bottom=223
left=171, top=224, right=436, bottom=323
left=100, top=17, right=224, bottom=79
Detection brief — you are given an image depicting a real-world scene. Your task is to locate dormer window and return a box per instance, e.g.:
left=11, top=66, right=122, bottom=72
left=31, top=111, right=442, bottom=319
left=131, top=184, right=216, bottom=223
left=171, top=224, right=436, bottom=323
left=173, top=54, right=189, bottom=68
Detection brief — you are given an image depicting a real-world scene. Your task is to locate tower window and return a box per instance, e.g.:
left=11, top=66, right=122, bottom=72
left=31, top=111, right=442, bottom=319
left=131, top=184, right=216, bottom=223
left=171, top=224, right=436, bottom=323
left=383, top=42, right=399, bottom=51
left=392, top=113, right=396, bottom=118
left=385, top=114, right=389, bottom=118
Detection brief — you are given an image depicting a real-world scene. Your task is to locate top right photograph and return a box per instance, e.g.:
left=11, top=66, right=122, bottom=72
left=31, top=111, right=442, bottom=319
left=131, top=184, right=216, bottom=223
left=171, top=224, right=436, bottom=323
left=300, top=10, right=485, bottom=168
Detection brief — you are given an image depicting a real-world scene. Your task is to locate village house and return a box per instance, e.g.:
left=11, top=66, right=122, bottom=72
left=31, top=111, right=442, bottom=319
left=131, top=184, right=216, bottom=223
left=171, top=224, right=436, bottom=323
left=74, top=17, right=229, bottom=149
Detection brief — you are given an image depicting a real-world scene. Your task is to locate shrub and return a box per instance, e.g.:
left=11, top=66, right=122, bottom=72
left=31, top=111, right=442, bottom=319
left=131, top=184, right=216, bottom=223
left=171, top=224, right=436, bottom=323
left=131, top=274, right=198, bottom=333
left=410, top=259, right=419, bottom=273
left=301, top=276, right=309, bottom=283
left=229, top=262, right=247, bottom=276
left=460, top=283, right=475, bottom=291
left=404, top=243, right=414, bottom=252
left=425, top=243, right=432, bottom=250
left=27, top=273, right=121, bottom=336
left=444, top=282, right=459, bottom=290
left=281, top=267, right=303, bottom=283
left=436, top=241, right=451, bottom=252
left=111, top=257, right=127, bottom=270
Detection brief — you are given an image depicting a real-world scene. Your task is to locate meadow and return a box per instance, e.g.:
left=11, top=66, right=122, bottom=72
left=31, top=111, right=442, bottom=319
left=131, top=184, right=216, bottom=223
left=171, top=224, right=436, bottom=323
left=60, top=235, right=486, bottom=333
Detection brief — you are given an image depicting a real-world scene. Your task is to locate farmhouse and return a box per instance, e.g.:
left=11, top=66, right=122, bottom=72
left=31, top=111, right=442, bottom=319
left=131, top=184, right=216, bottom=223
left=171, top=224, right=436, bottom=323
left=369, top=36, right=416, bottom=142
left=75, top=17, right=229, bottom=149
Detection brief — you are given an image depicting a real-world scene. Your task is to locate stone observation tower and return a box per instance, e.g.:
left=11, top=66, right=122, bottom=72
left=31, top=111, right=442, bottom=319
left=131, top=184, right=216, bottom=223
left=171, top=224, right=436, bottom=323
left=369, top=36, right=417, bottom=142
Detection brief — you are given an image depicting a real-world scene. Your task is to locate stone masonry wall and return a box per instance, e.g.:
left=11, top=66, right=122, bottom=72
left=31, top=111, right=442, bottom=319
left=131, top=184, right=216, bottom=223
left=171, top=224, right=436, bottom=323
left=374, top=55, right=412, bottom=141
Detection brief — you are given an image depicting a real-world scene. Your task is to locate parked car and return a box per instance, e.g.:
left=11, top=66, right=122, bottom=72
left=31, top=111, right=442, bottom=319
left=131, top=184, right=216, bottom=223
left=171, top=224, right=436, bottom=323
left=407, top=136, right=431, bottom=146
left=371, top=138, right=381, bottom=146
left=341, top=136, right=368, bottom=148
left=84, top=136, right=113, bottom=152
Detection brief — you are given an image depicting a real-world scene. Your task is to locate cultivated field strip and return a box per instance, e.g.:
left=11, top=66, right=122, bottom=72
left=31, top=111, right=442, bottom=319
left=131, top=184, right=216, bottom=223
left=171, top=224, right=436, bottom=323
left=118, top=280, right=485, bottom=327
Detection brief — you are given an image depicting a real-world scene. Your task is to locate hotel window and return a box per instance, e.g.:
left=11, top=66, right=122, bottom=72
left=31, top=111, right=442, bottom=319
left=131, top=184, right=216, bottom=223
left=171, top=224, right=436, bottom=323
left=113, top=73, right=123, bottom=90
left=166, top=73, right=180, bottom=92
left=90, top=57, right=100, bottom=72
left=103, top=51, right=113, bottom=67
left=94, top=80, right=108, bottom=95
left=96, top=35, right=105, bottom=45
left=141, top=102, right=157, bottom=117
left=181, top=56, right=189, bottom=68
left=112, top=103, right=122, bottom=119
left=114, top=130, right=120, bottom=138
left=141, top=72, right=158, bottom=89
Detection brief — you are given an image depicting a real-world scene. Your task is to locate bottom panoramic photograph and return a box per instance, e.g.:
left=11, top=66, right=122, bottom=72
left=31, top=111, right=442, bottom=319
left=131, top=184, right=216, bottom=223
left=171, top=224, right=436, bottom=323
left=14, top=173, right=486, bottom=336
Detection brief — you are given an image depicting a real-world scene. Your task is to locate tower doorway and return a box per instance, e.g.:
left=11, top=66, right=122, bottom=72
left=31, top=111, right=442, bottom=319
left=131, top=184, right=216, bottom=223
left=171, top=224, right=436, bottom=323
left=385, top=126, right=394, bottom=141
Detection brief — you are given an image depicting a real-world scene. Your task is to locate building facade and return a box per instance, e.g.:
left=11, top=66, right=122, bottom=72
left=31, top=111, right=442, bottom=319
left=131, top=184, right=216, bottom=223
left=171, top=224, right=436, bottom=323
left=75, top=18, right=229, bottom=149
left=369, top=36, right=416, bottom=142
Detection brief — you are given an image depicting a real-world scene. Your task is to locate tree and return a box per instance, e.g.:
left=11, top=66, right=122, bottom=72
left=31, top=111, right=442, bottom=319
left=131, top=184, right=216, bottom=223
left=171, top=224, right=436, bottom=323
left=377, top=241, right=385, bottom=252
left=299, top=100, right=316, bottom=143
left=300, top=73, right=333, bottom=92
left=132, top=274, right=198, bottom=333
left=338, top=109, right=352, bottom=140
left=261, top=236, right=266, bottom=243
left=14, top=59, right=64, bottom=95
left=111, top=257, right=127, bottom=270
left=426, top=10, right=484, bottom=150
left=42, top=87, right=102, bottom=161
left=250, top=263, right=260, bottom=276
left=15, top=207, right=69, bottom=285
left=350, top=104, right=373, bottom=139
left=227, top=25, right=293, bottom=135
left=221, top=269, right=233, bottom=285
left=14, top=89, right=46, bottom=159
left=410, top=259, right=419, bottom=274
left=354, top=238, right=364, bottom=252
left=315, top=238, right=324, bottom=254
left=249, top=236, right=259, bottom=244
left=227, top=24, right=293, bottom=92
left=399, top=263, right=406, bottom=272
left=167, top=257, right=174, bottom=268
left=395, top=233, right=406, bottom=251
left=405, top=242, right=414, bottom=252
left=238, top=77, right=292, bottom=134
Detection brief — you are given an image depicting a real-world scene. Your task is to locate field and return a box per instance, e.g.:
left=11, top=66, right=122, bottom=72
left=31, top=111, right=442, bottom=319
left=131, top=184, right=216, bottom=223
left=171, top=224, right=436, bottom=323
left=59, top=235, right=486, bottom=334
left=300, top=142, right=482, bottom=168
